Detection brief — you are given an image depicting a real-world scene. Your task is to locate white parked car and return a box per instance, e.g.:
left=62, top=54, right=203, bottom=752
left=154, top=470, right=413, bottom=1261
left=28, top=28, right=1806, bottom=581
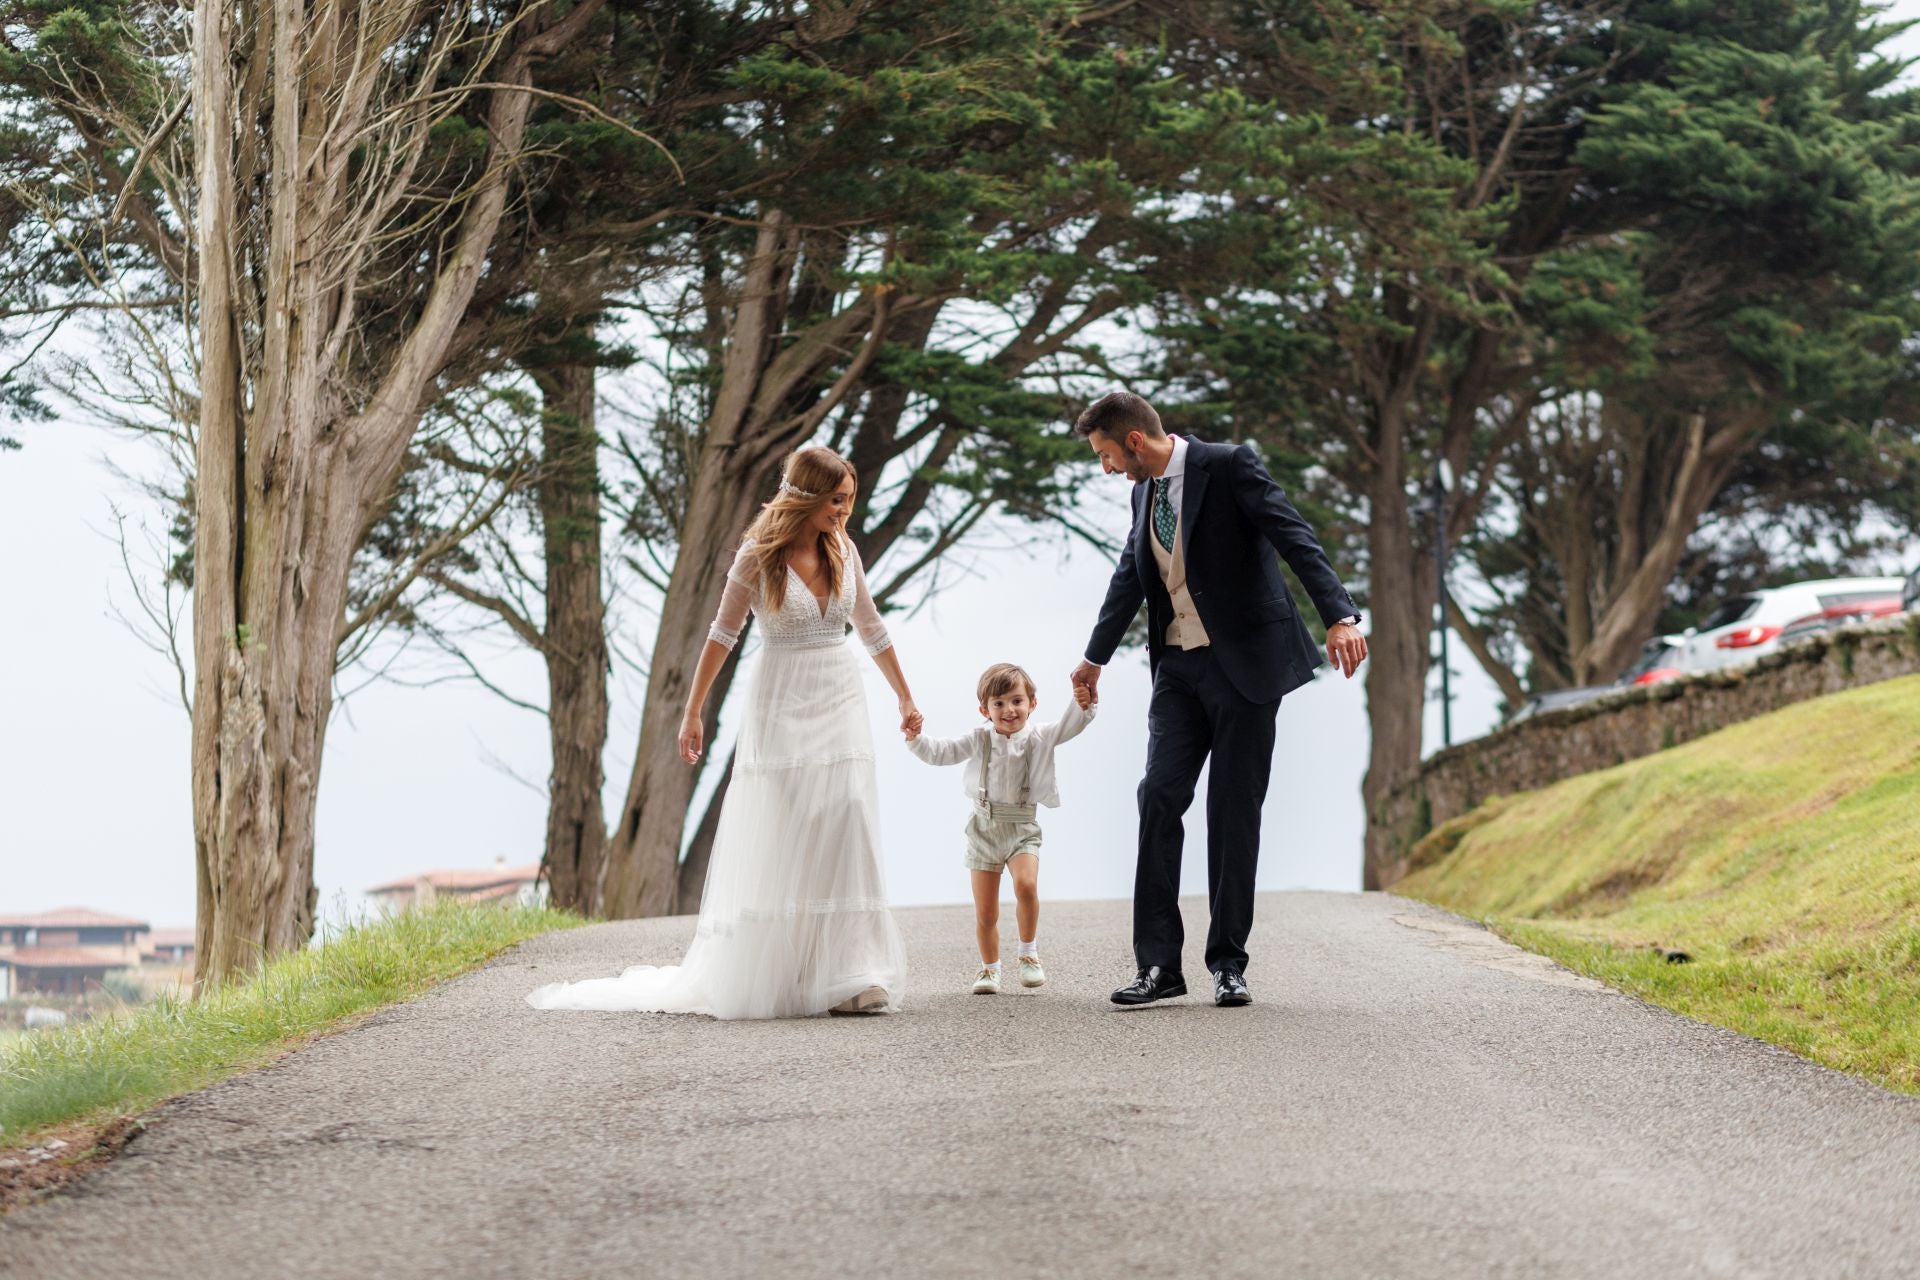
left=1776, top=595, right=1903, bottom=645
left=1675, top=577, right=1907, bottom=674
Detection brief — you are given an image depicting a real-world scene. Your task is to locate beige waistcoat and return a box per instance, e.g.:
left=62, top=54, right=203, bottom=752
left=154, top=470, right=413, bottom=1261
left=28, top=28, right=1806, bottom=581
left=1148, top=509, right=1211, bottom=649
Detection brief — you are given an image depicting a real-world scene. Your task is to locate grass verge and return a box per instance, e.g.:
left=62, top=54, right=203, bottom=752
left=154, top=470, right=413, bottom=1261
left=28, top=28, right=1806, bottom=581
left=1397, top=673, right=1920, bottom=1095
left=0, top=900, right=581, bottom=1159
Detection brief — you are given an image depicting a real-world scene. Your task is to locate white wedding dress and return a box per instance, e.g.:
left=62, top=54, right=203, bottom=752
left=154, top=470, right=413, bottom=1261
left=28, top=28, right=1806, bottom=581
left=526, top=534, right=908, bottom=1019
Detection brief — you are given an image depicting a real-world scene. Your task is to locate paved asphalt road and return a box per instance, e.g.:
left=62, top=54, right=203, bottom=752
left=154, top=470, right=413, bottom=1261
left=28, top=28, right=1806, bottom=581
left=5, top=892, right=1919, bottom=1279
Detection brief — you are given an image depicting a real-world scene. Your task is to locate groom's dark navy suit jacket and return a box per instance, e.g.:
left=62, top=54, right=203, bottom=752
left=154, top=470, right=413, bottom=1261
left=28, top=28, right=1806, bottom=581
left=1084, top=437, right=1357, bottom=704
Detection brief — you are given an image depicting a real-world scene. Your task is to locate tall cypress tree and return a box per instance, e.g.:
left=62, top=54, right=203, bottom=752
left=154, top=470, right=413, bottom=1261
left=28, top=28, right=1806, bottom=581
left=1462, top=0, right=1920, bottom=694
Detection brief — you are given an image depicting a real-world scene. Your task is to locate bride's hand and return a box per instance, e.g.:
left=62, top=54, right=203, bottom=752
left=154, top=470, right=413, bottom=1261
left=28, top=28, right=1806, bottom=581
left=899, top=699, right=923, bottom=737
left=678, top=711, right=704, bottom=765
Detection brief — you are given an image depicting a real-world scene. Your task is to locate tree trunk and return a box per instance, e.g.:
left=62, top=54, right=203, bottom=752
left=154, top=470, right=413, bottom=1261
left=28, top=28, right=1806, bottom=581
left=189, top=0, right=333, bottom=988
left=1359, top=427, right=1435, bottom=891
left=188, top=0, right=602, bottom=988
left=533, top=362, right=610, bottom=915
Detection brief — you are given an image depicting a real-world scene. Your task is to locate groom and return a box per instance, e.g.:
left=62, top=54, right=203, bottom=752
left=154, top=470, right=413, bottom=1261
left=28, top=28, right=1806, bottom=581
left=1070, top=392, right=1368, bottom=1008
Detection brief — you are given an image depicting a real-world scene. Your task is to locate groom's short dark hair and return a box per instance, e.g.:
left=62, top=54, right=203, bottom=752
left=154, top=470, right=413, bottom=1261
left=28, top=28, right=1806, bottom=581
left=1073, top=391, right=1164, bottom=444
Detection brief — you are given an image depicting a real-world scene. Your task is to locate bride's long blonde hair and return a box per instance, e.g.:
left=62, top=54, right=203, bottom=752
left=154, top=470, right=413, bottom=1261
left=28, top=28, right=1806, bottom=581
left=743, top=446, right=856, bottom=611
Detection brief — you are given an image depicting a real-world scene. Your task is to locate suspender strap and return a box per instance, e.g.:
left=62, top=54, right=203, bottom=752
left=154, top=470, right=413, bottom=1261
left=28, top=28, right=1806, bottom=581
left=974, top=725, right=1036, bottom=821
left=975, top=726, right=992, bottom=809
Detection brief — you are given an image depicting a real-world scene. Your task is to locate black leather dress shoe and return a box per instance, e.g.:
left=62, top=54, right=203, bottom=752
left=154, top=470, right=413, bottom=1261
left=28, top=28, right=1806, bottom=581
left=1110, top=966, right=1188, bottom=1005
left=1213, top=969, right=1251, bottom=1006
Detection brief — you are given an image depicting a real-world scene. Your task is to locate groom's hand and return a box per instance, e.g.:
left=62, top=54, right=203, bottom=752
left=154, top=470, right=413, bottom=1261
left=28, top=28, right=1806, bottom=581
left=1327, top=621, right=1368, bottom=679
left=1071, top=660, right=1102, bottom=704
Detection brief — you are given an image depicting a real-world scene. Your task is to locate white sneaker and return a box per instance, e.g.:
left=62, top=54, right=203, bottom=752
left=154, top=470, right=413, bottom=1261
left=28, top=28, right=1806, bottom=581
left=971, top=966, right=1001, bottom=995
left=1018, top=954, right=1045, bottom=988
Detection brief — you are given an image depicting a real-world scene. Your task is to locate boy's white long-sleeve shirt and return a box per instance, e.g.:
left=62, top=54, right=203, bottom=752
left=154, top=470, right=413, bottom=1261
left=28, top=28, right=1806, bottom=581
left=905, top=700, right=1095, bottom=809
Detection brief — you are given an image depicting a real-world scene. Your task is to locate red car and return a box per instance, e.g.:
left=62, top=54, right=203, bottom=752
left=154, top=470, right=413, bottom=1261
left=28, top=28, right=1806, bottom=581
left=1622, top=632, right=1692, bottom=687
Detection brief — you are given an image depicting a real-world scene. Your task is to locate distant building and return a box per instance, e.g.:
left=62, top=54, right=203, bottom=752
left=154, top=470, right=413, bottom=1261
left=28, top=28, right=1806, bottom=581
left=0, top=907, right=150, bottom=999
left=0, top=948, right=121, bottom=998
left=142, top=928, right=196, bottom=967
left=134, top=927, right=197, bottom=991
left=365, top=858, right=545, bottom=914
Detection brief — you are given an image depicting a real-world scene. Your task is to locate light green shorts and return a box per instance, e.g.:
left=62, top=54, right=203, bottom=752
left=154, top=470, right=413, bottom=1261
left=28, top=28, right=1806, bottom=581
left=963, top=810, right=1043, bottom=872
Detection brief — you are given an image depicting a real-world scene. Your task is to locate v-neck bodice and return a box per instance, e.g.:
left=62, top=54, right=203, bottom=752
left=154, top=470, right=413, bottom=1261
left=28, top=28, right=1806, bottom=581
left=706, top=535, right=896, bottom=657
left=758, top=557, right=852, bottom=647
left=786, top=564, right=832, bottom=620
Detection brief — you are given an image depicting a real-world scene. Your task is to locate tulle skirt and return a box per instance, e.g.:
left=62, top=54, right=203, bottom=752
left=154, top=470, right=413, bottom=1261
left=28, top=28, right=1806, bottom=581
left=526, top=638, right=908, bottom=1019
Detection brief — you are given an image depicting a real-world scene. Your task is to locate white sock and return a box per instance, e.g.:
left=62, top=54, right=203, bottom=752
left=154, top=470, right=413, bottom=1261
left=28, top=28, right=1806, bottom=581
left=984, top=960, right=1001, bottom=972
left=1019, top=937, right=1038, bottom=958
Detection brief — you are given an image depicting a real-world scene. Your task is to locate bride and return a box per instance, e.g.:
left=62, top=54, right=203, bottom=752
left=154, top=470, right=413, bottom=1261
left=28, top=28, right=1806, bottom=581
left=526, top=446, right=917, bottom=1019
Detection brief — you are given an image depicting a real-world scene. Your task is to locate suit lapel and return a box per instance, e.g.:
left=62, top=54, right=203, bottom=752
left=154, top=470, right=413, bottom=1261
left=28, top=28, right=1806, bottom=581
left=1179, top=442, right=1209, bottom=561
left=1133, top=481, right=1152, bottom=570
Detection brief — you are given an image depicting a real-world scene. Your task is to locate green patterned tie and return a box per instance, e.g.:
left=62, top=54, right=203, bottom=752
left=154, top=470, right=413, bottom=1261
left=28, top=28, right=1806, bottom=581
left=1152, top=477, right=1177, bottom=551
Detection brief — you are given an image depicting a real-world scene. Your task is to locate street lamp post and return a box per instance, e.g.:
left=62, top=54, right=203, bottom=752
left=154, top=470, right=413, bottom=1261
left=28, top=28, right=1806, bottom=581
left=1432, top=463, right=1452, bottom=749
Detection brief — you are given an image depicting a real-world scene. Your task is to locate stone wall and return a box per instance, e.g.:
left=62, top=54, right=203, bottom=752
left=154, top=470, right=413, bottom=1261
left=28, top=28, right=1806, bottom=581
left=1372, top=617, right=1920, bottom=885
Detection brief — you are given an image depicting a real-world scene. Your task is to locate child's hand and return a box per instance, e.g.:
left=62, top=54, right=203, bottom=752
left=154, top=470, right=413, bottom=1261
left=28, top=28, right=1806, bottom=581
left=903, top=708, right=924, bottom=741
left=1073, top=681, right=1092, bottom=711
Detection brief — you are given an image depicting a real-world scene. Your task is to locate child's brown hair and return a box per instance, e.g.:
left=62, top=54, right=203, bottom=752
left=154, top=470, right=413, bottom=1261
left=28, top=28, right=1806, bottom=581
left=976, top=662, right=1037, bottom=706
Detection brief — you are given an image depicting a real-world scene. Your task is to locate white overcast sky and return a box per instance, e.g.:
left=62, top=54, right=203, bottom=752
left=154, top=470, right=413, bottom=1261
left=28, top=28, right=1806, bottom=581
left=5, top=3, right=1917, bottom=931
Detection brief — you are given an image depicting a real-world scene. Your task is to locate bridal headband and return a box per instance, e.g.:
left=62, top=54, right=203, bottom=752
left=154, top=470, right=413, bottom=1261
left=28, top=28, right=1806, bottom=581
left=778, top=478, right=819, bottom=500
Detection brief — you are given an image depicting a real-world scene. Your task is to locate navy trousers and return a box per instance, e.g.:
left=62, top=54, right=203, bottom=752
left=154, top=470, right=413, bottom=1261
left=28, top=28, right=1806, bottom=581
left=1134, top=645, right=1280, bottom=975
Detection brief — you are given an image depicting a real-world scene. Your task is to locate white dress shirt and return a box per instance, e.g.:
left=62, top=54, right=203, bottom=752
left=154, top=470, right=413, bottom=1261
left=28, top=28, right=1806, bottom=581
left=1158, top=433, right=1190, bottom=523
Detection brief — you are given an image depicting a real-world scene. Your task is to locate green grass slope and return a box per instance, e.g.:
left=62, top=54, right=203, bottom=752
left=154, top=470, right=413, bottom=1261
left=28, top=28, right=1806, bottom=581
left=1398, top=673, right=1920, bottom=1094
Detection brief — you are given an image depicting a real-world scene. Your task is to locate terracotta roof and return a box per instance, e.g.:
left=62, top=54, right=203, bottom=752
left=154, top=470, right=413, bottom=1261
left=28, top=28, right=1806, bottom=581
left=145, top=928, right=196, bottom=949
left=0, top=907, right=150, bottom=930
left=365, top=863, right=541, bottom=894
left=0, top=947, right=128, bottom=970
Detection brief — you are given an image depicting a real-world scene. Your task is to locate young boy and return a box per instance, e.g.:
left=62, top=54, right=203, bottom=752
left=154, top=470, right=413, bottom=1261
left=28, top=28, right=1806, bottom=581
left=905, top=663, right=1095, bottom=993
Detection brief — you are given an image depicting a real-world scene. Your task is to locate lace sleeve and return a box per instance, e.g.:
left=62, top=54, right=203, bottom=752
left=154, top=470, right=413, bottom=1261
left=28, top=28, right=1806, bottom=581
left=847, top=540, right=893, bottom=656
left=707, top=541, right=758, bottom=651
